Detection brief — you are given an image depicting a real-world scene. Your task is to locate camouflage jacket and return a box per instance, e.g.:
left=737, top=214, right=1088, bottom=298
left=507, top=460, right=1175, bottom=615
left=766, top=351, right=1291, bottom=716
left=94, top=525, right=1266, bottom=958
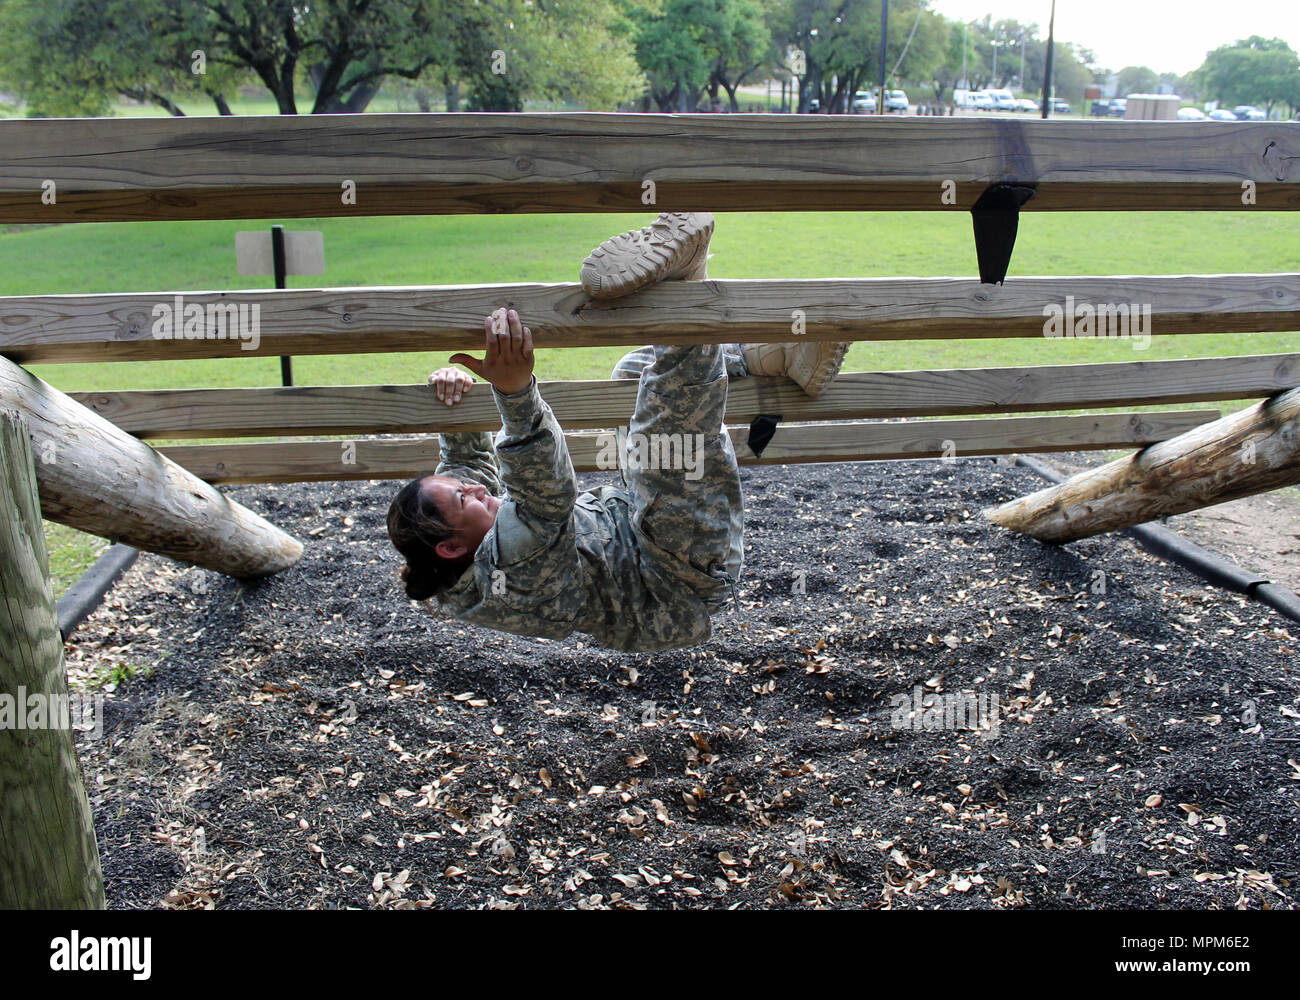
left=433, top=377, right=716, bottom=651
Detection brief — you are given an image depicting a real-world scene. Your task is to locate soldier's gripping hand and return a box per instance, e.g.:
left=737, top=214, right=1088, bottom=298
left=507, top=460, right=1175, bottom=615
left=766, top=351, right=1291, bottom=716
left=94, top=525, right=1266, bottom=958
left=450, top=307, right=535, bottom=396
left=429, top=365, right=474, bottom=406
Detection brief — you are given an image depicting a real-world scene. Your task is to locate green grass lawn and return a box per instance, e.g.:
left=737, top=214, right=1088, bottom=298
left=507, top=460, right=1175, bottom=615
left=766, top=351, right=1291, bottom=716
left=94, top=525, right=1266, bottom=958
left=3, top=208, right=1296, bottom=590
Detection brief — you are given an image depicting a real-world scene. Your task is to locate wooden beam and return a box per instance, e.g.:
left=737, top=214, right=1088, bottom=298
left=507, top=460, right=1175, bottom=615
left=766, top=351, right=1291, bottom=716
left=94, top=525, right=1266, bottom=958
left=3, top=274, right=1297, bottom=364
left=0, top=409, right=105, bottom=909
left=985, top=389, right=1300, bottom=543
left=2, top=114, right=1297, bottom=223
left=158, top=410, right=1217, bottom=485
left=0, top=356, right=303, bottom=578
left=70, top=354, right=1300, bottom=439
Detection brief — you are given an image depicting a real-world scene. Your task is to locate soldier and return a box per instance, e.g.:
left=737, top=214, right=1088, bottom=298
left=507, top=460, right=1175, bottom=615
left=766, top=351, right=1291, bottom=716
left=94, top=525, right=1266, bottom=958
left=386, top=213, right=851, bottom=651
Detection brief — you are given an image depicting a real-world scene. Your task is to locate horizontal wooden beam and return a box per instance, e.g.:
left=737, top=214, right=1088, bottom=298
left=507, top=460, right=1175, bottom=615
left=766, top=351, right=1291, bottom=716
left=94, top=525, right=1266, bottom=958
left=158, top=409, right=1217, bottom=485
left=70, top=354, right=1300, bottom=439
left=2, top=114, right=1297, bottom=223
left=4, top=275, right=1297, bottom=364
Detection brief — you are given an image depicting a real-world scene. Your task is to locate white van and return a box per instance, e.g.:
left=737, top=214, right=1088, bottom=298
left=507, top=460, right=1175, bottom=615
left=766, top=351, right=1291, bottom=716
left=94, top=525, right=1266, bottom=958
left=985, top=89, right=1018, bottom=111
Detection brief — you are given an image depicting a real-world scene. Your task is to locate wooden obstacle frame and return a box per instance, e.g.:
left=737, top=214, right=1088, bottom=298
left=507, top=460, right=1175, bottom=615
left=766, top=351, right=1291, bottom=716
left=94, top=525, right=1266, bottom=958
left=5, top=111, right=1300, bottom=912
left=1, top=113, right=1300, bottom=576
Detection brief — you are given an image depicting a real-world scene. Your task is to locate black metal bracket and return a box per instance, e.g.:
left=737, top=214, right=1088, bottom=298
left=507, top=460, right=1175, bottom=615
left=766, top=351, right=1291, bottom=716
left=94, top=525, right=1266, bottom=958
left=970, top=183, right=1036, bottom=285
left=272, top=223, right=293, bottom=387
left=747, top=414, right=782, bottom=458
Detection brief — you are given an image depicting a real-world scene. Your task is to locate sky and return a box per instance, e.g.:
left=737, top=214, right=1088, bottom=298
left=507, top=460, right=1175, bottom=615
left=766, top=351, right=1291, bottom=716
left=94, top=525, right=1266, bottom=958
left=926, top=0, right=1300, bottom=75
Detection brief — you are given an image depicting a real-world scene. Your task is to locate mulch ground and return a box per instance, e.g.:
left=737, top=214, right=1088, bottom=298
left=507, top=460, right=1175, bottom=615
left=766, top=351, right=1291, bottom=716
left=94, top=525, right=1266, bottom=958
left=64, top=454, right=1300, bottom=910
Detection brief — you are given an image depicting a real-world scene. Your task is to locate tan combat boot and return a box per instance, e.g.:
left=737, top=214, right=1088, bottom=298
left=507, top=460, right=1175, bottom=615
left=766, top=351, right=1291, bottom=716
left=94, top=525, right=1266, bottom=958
left=742, top=341, right=850, bottom=399
left=580, top=212, right=714, bottom=299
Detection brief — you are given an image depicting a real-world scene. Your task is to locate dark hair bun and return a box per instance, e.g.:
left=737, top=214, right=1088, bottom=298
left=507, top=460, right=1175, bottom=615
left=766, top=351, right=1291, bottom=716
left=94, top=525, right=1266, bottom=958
left=400, top=563, right=439, bottom=601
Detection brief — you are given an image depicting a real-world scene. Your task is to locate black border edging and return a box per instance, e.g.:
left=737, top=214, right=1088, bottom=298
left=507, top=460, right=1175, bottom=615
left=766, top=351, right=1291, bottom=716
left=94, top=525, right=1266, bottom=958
left=56, top=543, right=138, bottom=640
left=1010, top=454, right=1300, bottom=626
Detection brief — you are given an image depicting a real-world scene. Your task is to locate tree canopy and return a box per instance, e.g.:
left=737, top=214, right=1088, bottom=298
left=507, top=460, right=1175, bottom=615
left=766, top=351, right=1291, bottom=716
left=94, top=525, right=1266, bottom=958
left=1195, top=36, right=1300, bottom=115
left=4, top=0, right=1282, bottom=117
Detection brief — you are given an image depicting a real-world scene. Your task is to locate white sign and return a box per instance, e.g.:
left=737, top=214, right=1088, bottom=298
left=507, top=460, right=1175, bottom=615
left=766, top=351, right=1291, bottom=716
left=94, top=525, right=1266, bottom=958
left=235, top=230, right=325, bottom=276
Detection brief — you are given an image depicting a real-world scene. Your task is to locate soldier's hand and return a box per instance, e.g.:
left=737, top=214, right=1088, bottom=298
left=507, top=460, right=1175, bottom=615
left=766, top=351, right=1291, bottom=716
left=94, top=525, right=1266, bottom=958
left=429, top=366, right=474, bottom=406
left=450, top=307, right=534, bottom=396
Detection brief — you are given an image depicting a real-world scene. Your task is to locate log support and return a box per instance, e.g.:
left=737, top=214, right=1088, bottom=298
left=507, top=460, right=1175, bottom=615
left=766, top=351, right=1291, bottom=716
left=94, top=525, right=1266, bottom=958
left=0, top=409, right=105, bottom=908
left=985, top=388, right=1300, bottom=542
left=0, top=356, right=303, bottom=578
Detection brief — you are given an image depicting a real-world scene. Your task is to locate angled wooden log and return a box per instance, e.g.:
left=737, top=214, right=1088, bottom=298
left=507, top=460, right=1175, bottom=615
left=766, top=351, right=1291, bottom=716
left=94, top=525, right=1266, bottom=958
left=0, top=409, right=105, bottom=909
left=985, top=388, right=1300, bottom=542
left=0, top=356, right=302, bottom=577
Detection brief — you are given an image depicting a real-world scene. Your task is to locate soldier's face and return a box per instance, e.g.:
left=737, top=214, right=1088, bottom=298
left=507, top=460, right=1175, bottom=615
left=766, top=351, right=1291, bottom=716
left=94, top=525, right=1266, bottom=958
left=422, top=475, right=498, bottom=560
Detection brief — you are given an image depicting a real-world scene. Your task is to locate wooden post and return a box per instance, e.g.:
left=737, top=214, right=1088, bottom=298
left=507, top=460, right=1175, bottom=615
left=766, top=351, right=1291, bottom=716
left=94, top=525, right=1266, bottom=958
left=0, top=357, right=302, bottom=577
left=0, top=409, right=105, bottom=909
left=985, top=388, right=1300, bottom=543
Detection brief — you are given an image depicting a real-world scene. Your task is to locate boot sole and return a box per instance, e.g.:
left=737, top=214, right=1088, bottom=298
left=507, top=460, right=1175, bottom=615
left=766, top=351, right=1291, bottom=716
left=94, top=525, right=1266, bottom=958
left=580, top=213, right=714, bottom=299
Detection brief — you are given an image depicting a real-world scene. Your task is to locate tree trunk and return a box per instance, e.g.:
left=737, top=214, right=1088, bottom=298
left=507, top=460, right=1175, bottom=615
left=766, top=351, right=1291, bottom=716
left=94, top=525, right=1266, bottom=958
left=985, top=388, right=1300, bottom=543
left=0, top=409, right=105, bottom=909
left=0, top=357, right=303, bottom=578
left=338, top=77, right=384, bottom=114
left=207, top=90, right=234, bottom=115
left=121, top=87, right=186, bottom=116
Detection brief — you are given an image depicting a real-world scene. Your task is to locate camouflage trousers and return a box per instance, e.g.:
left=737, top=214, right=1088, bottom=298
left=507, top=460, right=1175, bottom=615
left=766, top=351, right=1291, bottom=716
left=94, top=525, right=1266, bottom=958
left=609, top=343, right=746, bottom=610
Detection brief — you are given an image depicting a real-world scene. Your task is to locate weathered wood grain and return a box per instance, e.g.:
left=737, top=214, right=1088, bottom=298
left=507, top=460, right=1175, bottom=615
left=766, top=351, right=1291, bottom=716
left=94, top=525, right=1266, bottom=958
left=3, top=274, right=1296, bottom=364
left=1, top=114, right=1297, bottom=222
left=984, top=389, right=1300, bottom=542
left=0, top=357, right=303, bottom=577
left=0, top=409, right=105, bottom=909
left=157, top=409, right=1217, bottom=485
left=69, top=354, right=1300, bottom=439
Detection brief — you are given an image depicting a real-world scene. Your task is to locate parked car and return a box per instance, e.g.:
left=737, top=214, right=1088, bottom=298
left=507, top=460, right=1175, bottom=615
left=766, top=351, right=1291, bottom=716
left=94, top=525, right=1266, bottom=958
left=1015, top=98, right=1039, bottom=112
left=1090, top=99, right=1109, bottom=116
left=986, top=89, right=1018, bottom=111
left=1050, top=98, right=1070, bottom=114
left=1106, top=98, right=1127, bottom=117
left=973, top=93, right=995, bottom=111
left=1177, top=106, right=1207, bottom=120
left=851, top=91, right=877, bottom=113
left=884, top=89, right=909, bottom=112
left=1208, top=108, right=1238, bottom=120
left=1233, top=105, right=1266, bottom=120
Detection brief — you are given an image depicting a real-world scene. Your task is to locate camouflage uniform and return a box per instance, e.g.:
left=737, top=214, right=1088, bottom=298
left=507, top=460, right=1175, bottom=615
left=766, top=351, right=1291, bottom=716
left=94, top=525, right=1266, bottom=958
left=433, top=343, right=744, bottom=652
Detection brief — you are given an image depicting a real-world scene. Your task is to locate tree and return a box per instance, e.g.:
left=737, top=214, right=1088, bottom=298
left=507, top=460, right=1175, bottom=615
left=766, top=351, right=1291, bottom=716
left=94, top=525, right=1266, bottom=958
left=775, top=0, right=940, bottom=115
left=0, top=0, right=242, bottom=116
left=628, top=0, right=716, bottom=111
left=200, top=0, right=448, bottom=114
left=0, top=0, right=646, bottom=117
left=1116, top=65, right=1158, bottom=95
left=702, top=0, right=778, bottom=112
left=1197, top=36, right=1300, bottom=116
left=498, top=0, right=647, bottom=111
